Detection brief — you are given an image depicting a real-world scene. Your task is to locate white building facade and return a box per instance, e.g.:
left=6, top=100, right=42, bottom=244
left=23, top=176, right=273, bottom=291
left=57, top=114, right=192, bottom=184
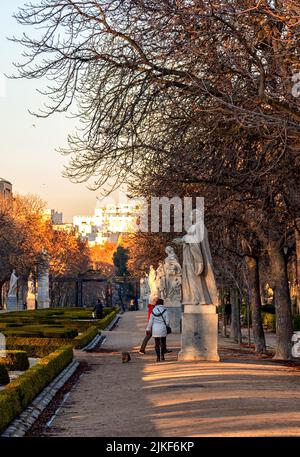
left=73, top=201, right=140, bottom=246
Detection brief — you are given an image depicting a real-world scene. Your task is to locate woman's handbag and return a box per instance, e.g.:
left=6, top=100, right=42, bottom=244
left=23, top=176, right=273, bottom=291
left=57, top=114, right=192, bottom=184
left=161, top=312, right=172, bottom=334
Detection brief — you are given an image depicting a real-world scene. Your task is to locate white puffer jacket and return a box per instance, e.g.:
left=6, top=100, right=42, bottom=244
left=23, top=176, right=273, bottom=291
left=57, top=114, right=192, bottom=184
left=146, top=304, right=170, bottom=338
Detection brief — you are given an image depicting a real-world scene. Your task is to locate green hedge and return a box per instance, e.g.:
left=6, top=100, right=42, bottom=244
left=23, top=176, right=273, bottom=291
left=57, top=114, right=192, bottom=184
left=0, top=351, right=30, bottom=371
left=97, top=309, right=119, bottom=330
left=6, top=337, right=70, bottom=358
left=0, top=346, right=73, bottom=432
left=73, top=326, right=98, bottom=349
left=72, top=309, right=119, bottom=349
left=3, top=327, right=78, bottom=339
left=0, top=365, right=9, bottom=385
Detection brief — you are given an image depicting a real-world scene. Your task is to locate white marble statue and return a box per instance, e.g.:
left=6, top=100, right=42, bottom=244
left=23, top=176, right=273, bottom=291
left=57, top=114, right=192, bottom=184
left=148, top=265, right=158, bottom=302
left=8, top=269, right=19, bottom=297
left=174, top=209, right=218, bottom=306
left=156, top=261, right=167, bottom=299
left=164, top=246, right=182, bottom=305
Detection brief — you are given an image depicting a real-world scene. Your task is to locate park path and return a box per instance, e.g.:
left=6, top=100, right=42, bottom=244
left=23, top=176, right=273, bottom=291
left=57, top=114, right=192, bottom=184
left=45, top=310, right=300, bottom=437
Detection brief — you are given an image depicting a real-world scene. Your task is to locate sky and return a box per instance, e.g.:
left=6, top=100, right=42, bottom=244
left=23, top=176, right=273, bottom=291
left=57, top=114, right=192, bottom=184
left=0, top=0, right=102, bottom=222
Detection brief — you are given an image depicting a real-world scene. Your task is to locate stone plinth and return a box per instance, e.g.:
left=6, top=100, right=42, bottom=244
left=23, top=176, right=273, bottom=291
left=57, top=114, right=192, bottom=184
left=166, top=306, right=182, bottom=333
left=178, top=304, right=219, bottom=362
left=7, top=296, right=17, bottom=311
left=27, top=296, right=36, bottom=310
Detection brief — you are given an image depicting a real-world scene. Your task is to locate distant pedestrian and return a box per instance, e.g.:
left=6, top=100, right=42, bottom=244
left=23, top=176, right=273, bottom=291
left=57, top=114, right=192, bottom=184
left=146, top=298, right=170, bottom=362
left=93, top=298, right=103, bottom=319
left=224, top=299, right=232, bottom=326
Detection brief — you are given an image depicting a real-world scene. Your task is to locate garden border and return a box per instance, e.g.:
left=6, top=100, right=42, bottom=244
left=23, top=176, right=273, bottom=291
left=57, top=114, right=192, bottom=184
left=0, top=313, right=122, bottom=436
left=1, top=360, right=79, bottom=437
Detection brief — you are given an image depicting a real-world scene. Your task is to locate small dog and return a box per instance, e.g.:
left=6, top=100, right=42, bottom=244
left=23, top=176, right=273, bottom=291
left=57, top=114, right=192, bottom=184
left=122, top=352, right=131, bottom=363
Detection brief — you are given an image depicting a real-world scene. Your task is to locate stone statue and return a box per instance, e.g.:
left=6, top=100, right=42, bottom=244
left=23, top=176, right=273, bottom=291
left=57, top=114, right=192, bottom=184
left=148, top=265, right=158, bottom=302
left=8, top=269, right=19, bottom=297
left=144, top=274, right=150, bottom=297
left=156, top=261, right=167, bottom=299
left=174, top=209, right=218, bottom=306
left=164, top=246, right=182, bottom=304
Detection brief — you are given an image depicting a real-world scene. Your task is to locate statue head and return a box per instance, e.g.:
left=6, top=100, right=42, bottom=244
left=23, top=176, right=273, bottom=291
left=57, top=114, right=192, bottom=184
left=165, top=246, right=174, bottom=256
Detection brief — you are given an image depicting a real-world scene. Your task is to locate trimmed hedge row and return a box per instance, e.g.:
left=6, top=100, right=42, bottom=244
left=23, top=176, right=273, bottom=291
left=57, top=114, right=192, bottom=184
left=6, top=337, right=71, bottom=358
left=73, top=326, right=98, bottom=349
left=0, top=365, right=9, bottom=385
left=3, top=327, right=78, bottom=339
left=97, top=309, right=119, bottom=330
left=72, top=309, right=119, bottom=349
left=0, top=346, right=73, bottom=432
left=0, top=351, right=30, bottom=371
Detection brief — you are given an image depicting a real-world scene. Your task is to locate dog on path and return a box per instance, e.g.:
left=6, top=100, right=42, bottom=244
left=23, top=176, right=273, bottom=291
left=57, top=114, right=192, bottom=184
left=122, top=352, right=131, bottom=363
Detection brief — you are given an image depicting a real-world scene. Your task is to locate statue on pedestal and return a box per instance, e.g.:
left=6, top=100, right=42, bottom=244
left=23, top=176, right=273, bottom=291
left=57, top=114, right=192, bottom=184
left=8, top=269, right=19, bottom=297
left=164, top=246, right=182, bottom=305
left=174, top=209, right=218, bottom=306
left=156, top=261, right=167, bottom=299
left=148, top=265, right=158, bottom=302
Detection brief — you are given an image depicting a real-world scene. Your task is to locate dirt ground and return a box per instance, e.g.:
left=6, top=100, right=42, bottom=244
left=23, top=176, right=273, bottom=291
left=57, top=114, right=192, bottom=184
left=44, top=310, right=300, bottom=437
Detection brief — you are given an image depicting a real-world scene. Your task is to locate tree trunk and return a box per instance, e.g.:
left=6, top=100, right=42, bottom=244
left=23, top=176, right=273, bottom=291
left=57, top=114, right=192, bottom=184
left=295, top=221, right=300, bottom=314
left=245, top=255, right=266, bottom=353
left=230, top=288, right=242, bottom=343
left=268, top=240, right=293, bottom=360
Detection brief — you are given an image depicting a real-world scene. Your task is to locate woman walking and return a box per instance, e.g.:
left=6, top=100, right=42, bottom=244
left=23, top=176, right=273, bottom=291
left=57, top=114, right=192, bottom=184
left=146, top=298, right=170, bottom=362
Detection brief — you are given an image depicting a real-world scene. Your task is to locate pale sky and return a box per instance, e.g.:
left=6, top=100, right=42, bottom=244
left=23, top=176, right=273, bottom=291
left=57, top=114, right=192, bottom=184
left=0, top=0, right=101, bottom=222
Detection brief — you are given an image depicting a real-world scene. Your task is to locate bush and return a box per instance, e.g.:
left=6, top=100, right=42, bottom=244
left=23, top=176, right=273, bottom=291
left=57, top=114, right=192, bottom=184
left=73, top=326, right=98, bottom=349
left=41, top=328, right=78, bottom=339
left=0, top=346, right=73, bottom=432
left=262, top=312, right=276, bottom=331
left=0, top=351, right=30, bottom=371
left=0, top=365, right=9, bottom=386
left=3, top=330, right=44, bottom=338
left=97, top=309, right=119, bottom=330
left=6, top=337, right=70, bottom=358
left=4, top=327, right=78, bottom=339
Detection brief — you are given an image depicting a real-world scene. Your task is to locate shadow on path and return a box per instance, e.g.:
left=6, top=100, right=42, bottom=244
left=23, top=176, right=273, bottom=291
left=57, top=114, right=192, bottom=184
left=45, top=311, right=300, bottom=437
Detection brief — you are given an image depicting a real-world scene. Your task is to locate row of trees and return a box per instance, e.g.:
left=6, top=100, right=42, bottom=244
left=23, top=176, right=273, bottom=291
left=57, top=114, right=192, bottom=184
left=12, top=0, right=300, bottom=359
left=0, top=194, right=90, bottom=306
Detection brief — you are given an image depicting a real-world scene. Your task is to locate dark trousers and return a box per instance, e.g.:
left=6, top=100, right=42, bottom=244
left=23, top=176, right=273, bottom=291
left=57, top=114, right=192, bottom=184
left=140, top=333, right=152, bottom=352
left=154, top=337, right=167, bottom=355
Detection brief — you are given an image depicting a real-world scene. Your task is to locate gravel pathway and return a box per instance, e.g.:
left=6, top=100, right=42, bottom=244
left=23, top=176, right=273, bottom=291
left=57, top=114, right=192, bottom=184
left=41, top=311, right=300, bottom=437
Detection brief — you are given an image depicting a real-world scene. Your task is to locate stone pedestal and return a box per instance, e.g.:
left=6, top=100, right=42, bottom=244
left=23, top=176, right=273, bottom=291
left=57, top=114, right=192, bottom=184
left=7, top=296, right=17, bottom=311
left=165, top=303, right=182, bottom=333
left=178, top=304, right=219, bottom=362
left=37, top=272, right=50, bottom=309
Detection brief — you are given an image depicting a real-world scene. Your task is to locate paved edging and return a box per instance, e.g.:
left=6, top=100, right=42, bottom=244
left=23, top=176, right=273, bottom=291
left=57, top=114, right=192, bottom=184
left=81, top=333, right=106, bottom=352
left=1, top=360, right=79, bottom=437
left=105, top=314, right=121, bottom=331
